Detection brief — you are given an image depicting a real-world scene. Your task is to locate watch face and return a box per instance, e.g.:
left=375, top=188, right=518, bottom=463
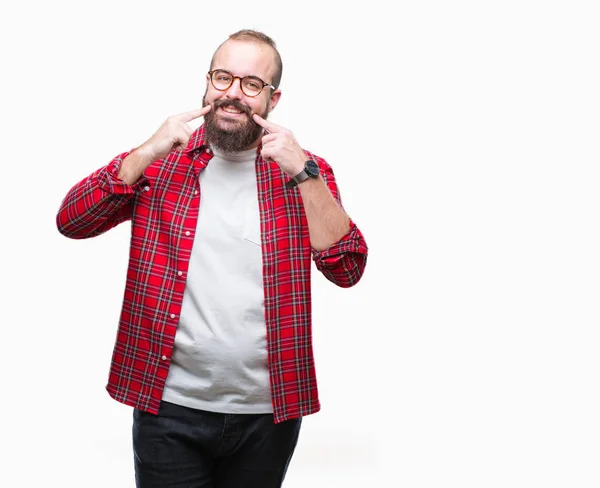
left=305, top=160, right=320, bottom=177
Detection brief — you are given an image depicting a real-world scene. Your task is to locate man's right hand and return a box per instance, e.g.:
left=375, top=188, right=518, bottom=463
left=118, top=106, right=212, bottom=185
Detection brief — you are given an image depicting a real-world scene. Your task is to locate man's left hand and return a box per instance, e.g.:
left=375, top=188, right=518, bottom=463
left=253, top=114, right=306, bottom=177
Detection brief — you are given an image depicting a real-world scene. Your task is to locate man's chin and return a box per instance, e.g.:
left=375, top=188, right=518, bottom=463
left=213, top=117, right=248, bottom=132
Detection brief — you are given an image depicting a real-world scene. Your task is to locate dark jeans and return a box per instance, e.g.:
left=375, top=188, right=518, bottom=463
left=132, top=401, right=302, bottom=488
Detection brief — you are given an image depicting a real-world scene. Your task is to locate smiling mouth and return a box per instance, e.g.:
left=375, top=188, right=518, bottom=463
left=219, top=105, right=247, bottom=116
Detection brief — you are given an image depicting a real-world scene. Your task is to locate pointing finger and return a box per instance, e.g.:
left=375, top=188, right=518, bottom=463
left=252, top=113, right=280, bottom=132
left=177, top=106, right=212, bottom=123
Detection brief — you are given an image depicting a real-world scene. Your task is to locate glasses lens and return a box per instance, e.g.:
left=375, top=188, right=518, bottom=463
left=241, top=77, right=264, bottom=97
left=212, top=70, right=233, bottom=90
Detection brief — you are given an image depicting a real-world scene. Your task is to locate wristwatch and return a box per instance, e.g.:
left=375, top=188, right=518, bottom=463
left=285, top=160, right=320, bottom=189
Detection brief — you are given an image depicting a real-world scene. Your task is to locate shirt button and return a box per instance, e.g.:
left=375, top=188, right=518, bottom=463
left=194, top=190, right=199, bottom=195
left=185, top=231, right=191, bottom=236
left=143, top=186, right=150, bottom=192
left=177, top=271, right=183, bottom=276
left=170, top=313, right=176, bottom=319
left=161, top=355, right=167, bottom=361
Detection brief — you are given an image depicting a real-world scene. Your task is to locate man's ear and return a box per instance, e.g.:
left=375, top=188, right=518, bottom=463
left=268, top=90, right=282, bottom=113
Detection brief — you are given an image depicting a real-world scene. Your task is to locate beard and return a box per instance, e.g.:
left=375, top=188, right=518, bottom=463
left=202, top=96, right=268, bottom=153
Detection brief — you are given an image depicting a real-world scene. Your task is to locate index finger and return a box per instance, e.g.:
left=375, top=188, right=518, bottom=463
left=176, top=105, right=212, bottom=122
left=252, top=113, right=280, bottom=132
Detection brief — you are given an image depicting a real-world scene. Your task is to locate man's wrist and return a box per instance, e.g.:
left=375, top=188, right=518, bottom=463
left=285, top=153, right=307, bottom=177
left=119, top=150, right=151, bottom=185
left=133, top=144, right=158, bottom=166
left=286, top=160, right=320, bottom=189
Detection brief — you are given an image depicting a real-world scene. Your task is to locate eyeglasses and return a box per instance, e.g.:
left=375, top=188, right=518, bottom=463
left=208, top=69, right=275, bottom=97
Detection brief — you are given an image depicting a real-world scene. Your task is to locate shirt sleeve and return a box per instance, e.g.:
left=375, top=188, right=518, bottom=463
left=312, top=219, right=368, bottom=288
left=56, top=151, right=149, bottom=239
left=310, top=157, right=368, bottom=288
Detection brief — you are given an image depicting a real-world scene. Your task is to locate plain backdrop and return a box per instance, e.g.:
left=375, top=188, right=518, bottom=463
left=1, top=0, right=599, bottom=487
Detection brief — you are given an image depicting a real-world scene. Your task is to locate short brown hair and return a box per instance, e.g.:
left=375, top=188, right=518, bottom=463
left=210, top=29, right=283, bottom=89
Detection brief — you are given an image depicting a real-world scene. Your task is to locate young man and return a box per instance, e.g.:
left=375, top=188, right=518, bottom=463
left=57, top=29, right=368, bottom=488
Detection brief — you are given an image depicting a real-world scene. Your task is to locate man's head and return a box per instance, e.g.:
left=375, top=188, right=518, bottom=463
left=203, top=29, right=283, bottom=153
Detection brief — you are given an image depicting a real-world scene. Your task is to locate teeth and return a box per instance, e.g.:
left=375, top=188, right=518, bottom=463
left=223, top=106, right=242, bottom=114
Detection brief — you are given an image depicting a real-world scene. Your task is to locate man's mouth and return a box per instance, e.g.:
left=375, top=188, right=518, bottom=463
left=217, top=103, right=248, bottom=117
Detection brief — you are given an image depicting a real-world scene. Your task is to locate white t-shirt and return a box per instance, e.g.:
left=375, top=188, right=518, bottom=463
left=162, top=147, right=272, bottom=413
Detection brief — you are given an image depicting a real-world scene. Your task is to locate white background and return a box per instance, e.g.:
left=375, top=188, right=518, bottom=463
left=1, top=0, right=599, bottom=487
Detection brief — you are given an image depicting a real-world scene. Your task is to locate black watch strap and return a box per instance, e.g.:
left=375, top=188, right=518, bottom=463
left=285, top=170, right=310, bottom=189
left=285, top=160, right=319, bottom=189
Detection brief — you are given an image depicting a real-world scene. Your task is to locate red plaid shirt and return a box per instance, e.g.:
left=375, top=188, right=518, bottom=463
left=56, top=124, right=368, bottom=423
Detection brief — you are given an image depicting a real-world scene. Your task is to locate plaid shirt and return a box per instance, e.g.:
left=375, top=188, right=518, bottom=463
left=56, top=124, right=368, bottom=423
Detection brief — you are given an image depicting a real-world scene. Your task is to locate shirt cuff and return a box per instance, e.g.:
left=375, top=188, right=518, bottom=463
left=100, top=151, right=150, bottom=195
left=312, top=219, right=368, bottom=265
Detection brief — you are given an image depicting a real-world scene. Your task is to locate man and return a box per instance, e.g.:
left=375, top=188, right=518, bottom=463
left=56, top=29, right=368, bottom=487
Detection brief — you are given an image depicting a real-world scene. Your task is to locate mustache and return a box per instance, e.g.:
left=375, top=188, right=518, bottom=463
left=213, top=99, right=252, bottom=116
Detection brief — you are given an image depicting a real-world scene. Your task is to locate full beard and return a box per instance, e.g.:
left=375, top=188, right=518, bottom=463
left=203, top=97, right=268, bottom=153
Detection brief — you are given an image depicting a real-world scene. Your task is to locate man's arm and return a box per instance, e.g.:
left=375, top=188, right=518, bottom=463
left=306, top=161, right=368, bottom=288
left=56, top=154, right=139, bottom=239
left=56, top=107, right=211, bottom=239
left=295, top=174, right=350, bottom=251
left=117, top=106, right=211, bottom=185
left=252, top=113, right=353, bottom=250
left=253, top=114, right=368, bottom=287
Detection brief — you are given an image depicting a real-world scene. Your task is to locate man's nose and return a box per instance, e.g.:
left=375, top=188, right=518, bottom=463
left=225, top=77, right=244, bottom=99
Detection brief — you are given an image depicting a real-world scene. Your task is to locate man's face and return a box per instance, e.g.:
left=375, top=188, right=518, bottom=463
left=203, top=40, right=281, bottom=152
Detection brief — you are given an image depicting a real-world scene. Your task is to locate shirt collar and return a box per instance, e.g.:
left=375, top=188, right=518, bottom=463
left=183, top=124, right=209, bottom=154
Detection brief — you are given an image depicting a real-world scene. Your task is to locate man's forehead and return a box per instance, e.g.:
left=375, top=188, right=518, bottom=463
left=213, top=39, right=276, bottom=70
